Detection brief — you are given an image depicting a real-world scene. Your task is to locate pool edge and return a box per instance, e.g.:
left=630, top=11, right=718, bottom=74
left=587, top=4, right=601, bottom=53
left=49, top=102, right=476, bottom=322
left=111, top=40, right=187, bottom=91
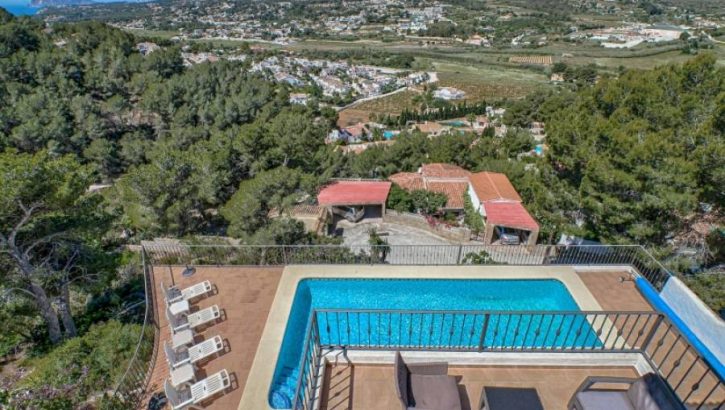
left=238, top=264, right=603, bottom=410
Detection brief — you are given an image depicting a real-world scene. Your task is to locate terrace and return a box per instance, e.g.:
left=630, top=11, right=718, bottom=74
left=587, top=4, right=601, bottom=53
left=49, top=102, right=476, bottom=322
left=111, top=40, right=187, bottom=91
left=115, top=245, right=724, bottom=410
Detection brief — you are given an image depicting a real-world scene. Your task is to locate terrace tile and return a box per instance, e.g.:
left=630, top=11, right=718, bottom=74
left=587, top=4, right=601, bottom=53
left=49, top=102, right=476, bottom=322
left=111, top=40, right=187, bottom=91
left=144, top=266, right=283, bottom=409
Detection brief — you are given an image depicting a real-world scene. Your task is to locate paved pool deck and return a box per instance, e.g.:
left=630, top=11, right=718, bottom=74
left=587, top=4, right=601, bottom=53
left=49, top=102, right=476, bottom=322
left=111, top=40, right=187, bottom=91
left=239, top=264, right=623, bottom=409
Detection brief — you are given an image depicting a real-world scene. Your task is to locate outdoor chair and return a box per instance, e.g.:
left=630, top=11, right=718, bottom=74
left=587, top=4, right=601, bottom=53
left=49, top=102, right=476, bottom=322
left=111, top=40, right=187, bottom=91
left=164, top=336, right=224, bottom=369
left=162, top=280, right=213, bottom=305
left=164, top=369, right=231, bottom=410
left=568, top=373, right=684, bottom=410
left=166, top=305, right=221, bottom=334
left=394, top=351, right=462, bottom=410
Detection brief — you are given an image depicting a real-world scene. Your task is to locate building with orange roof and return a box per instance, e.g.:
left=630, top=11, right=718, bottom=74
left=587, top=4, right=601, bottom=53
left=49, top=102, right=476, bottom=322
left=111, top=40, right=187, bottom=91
left=467, top=171, right=539, bottom=245
left=388, top=163, right=471, bottom=212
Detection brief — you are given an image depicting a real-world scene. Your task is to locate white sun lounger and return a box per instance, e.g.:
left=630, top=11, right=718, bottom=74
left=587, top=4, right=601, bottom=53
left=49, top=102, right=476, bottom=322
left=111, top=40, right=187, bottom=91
left=165, top=369, right=231, bottom=410
left=166, top=305, right=221, bottom=334
left=164, top=336, right=224, bottom=369
left=162, top=280, right=213, bottom=305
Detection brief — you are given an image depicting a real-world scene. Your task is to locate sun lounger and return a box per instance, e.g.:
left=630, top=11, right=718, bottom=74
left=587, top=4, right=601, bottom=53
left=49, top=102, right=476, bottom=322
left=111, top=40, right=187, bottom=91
left=164, top=369, right=231, bottom=410
left=165, top=336, right=224, bottom=369
left=190, top=369, right=231, bottom=404
left=166, top=305, right=220, bottom=334
left=394, top=351, right=462, bottom=410
left=162, top=280, right=213, bottom=305
left=568, top=373, right=683, bottom=410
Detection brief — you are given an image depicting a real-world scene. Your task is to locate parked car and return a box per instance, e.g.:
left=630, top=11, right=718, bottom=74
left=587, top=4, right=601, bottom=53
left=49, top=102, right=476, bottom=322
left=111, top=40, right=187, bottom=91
left=495, top=226, right=520, bottom=245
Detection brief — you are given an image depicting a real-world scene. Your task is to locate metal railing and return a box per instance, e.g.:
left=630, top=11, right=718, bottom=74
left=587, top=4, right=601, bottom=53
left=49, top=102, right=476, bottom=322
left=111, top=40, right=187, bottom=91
left=292, top=309, right=725, bottom=410
left=313, top=310, right=660, bottom=352
left=142, top=244, right=672, bottom=290
left=111, top=249, right=159, bottom=407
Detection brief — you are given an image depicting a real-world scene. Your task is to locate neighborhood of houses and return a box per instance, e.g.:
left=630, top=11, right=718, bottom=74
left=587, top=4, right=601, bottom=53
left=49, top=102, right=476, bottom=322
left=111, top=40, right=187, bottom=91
left=274, top=163, right=540, bottom=246
left=251, top=55, right=431, bottom=100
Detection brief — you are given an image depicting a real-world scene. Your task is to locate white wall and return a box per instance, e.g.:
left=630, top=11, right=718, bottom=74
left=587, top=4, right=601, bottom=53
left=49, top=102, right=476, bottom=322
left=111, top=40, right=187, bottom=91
left=660, top=277, right=725, bottom=364
left=467, top=183, right=484, bottom=216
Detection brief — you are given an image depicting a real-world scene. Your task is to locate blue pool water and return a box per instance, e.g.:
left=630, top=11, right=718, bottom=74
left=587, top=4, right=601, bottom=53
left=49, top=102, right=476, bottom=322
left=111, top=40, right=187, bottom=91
left=383, top=130, right=395, bottom=139
left=442, top=120, right=468, bottom=127
left=269, top=278, right=594, bottom=408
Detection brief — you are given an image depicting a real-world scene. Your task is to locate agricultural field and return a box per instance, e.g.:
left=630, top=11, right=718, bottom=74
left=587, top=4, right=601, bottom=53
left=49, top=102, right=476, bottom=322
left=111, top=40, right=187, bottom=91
left=344, top=90, right=422, bottom=119
left=428, top=60, right=551, bottom=101
left=509, top=55, right=553, bottom=65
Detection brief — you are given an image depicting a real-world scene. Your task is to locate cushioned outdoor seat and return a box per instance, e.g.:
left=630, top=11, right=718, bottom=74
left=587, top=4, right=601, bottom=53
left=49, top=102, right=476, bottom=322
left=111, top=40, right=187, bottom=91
left=569, top=373, right=684, bottom=410
left=394, top=351, right=462, bottom=410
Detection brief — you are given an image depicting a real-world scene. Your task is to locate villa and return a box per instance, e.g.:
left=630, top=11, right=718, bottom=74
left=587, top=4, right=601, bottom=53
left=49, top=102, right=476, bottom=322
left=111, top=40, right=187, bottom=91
left=434, top=87, right=467, bottom=100
left=113, top=243, right=724, bottom=410
left=389, top=163, right=472, bottom=214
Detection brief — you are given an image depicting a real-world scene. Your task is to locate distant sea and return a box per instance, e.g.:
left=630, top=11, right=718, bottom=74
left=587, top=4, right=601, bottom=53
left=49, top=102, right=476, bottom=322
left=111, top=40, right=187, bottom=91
left=1, top=0, right=40, bottom=15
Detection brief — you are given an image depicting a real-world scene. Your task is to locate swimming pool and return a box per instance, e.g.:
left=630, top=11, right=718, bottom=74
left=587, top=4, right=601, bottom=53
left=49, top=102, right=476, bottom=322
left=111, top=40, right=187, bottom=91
left=268, top=278, right=589, bottom=408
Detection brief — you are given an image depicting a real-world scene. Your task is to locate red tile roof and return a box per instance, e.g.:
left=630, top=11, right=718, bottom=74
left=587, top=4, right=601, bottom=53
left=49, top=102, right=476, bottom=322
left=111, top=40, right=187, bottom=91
left=468, top=172, right=522, bottom=202
left=427, top=181, right=469, bottom=209
left=388, top=164, right=471, bottom=210
left=388, top=172, right=425, bottom=191
left=420, top=163, right=471, bottom=178
left=317, top=181, right=392, bottom=206
left=483, top=201, right=539, bottom=231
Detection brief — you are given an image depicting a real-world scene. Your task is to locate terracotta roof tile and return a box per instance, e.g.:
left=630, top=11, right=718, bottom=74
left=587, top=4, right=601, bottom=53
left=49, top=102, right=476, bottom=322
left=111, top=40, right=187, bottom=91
left=469, top=172, right=522, bottom=202
left=427, top=181, right=469, bottom=209
left=483, top=201, right=539, bottom=231
left=317, top=181, right=391, bottom=206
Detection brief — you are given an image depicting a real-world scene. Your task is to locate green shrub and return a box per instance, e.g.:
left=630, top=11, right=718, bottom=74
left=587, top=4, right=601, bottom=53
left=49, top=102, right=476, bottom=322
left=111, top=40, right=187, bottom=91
left=16, top=320, right=144, bottom=407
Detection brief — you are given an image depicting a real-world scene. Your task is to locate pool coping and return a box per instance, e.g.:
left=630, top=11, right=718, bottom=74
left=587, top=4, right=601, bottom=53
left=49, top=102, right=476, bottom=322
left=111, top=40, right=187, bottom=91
left=238, top=264, right=604, bottom=410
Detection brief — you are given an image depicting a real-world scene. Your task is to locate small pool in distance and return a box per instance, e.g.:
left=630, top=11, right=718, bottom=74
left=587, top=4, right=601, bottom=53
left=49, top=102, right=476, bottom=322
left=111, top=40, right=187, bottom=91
left=269, top=278, right=588, bottom=408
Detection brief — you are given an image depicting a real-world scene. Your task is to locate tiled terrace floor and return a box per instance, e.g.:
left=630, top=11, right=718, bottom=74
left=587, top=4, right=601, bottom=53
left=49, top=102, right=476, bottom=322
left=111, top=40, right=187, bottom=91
left=145, top=266, right=282, bottom=409
left=576, top=271, right=653, bottom=311
left=143, top=266, right=660, bottom=409
left=319, top=363, right=640, bottom=410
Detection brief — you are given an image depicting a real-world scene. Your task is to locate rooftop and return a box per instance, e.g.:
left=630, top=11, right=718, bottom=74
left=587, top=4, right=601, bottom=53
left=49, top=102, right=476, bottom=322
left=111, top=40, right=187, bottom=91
left=483, top=201, right=539, bottom=231
left=468, top=171, right=523, bottom=202
left=317, top=180, right=392, bottom=206
left=389, top=163, right=471, bottom=209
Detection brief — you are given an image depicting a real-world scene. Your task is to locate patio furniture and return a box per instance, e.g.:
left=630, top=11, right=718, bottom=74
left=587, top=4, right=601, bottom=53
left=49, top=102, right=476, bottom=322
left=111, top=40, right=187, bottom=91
left=166, top=305, right=221, bottom=334
left=172, top=328, right=194, bottom=350
left=169, top=299, right=190, bottom=316
left=162, top=280, right=213, bottom=305
left=479, top=386, right=544, bottom=410
left=164, top=336, right=224, bottom=369
left=568, top=373, right=684, bottom=410
left=164, top=369, right=231, bottom=410
left=394, top=351, right=462, bottom=410
left=170, top=363, right=196, bottom=388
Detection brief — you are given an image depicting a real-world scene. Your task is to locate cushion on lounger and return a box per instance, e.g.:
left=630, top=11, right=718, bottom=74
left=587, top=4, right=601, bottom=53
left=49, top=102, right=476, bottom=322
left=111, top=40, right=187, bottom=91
left=627, top=373, right=681, bottom=410
left=409, top=374, right=462, bottom=410
left=394, top=352, right=409, bottom=406
left=575, top=391, right=635, bottom=410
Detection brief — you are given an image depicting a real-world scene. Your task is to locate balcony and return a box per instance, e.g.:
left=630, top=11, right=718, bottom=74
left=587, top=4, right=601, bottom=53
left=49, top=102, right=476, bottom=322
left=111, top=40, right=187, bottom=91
left=112, top=245, right=724, bottom=410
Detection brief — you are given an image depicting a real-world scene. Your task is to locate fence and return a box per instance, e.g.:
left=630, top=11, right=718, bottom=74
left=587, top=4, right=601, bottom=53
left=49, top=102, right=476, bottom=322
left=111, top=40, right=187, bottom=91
left=292, top=309, right=725, bottom=410
left=142, top=243, right=672, bottom=290
left=112, top=249, right=158, bottom=407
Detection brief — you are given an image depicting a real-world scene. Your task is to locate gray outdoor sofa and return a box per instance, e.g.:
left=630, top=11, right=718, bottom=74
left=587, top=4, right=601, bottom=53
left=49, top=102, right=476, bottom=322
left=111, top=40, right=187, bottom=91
left=568, top=373, right=685, bottom=410
left=394, top=351, right=463, bottom=410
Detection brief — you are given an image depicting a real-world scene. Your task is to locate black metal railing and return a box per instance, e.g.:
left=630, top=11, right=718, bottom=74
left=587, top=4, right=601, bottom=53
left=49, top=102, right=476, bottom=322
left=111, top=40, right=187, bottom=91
left=291, top=309, right=724, bottom=410
left=142, top=244, right=672, bottom=290
left=312, top=310, right=659, bottom=352
left=291, top=313, right=323, bottom=410
left=111, top=249, right=158, bottom=407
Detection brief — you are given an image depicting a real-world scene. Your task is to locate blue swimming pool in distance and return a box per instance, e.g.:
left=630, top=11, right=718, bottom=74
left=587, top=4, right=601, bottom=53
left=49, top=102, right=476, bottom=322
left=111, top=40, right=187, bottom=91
left=268, top=278, right=589, bottom=408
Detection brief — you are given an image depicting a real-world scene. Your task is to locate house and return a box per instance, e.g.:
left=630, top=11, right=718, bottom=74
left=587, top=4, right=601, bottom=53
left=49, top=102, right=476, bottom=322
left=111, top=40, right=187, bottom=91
left=434, top=87, right=466, bottom=100
left=467, top=171, right=539, bottom=245
left=389, top=163, right=471, bottom=213
left=317, top=180, right=392, bottom=222
left=550, top=73, right=565, bottom=82
left=136, top=42, right=160, bottom=56
left=342, top=123, right=370, bottom=143
left=289, top=93, right=310, bottom=105
left=414, top=121, right=448, bottom=137
left=530, top=121, right=546, bottom=142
